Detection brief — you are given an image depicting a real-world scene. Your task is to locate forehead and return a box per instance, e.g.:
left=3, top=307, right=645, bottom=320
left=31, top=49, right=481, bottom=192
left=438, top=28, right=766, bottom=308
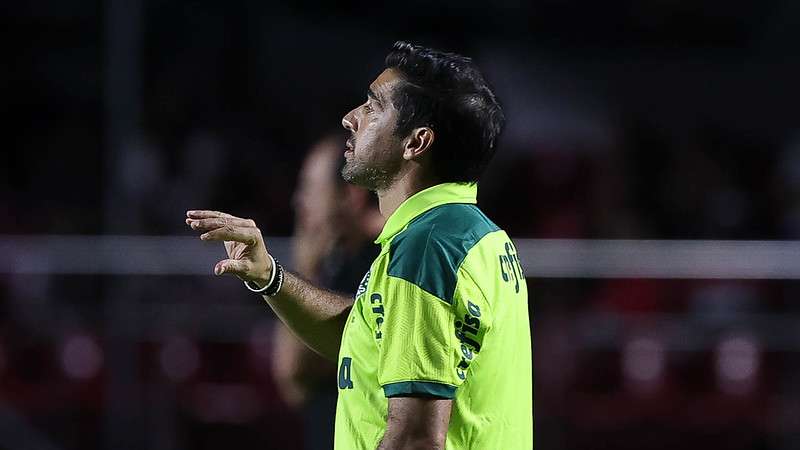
left=369, top=68, right=403, bottom=98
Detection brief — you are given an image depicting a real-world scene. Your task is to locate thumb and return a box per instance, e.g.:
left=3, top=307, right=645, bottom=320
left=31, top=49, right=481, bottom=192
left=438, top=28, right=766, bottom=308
left=214, top=259, right=250, bottom=277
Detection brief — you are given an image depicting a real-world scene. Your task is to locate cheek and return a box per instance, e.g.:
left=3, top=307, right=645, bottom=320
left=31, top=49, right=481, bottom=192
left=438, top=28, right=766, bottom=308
left=361, top=118, right=394, bottom=148
left=353, top=128, right=377, bottom=157
left=352, top=112, right=400, bottom=163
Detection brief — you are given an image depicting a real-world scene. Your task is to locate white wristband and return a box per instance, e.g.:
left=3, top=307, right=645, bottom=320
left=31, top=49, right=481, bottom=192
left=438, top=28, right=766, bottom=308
left=243, top=254, right=277, bottom=294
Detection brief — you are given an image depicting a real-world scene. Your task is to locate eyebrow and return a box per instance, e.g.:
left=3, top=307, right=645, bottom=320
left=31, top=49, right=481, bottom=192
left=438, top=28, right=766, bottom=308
left=367, top=88, right=382, bottom=104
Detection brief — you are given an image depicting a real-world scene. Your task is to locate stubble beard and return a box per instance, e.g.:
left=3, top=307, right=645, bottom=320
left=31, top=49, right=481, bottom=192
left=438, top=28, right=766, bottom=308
left=341, top=151, right=398, bottom=192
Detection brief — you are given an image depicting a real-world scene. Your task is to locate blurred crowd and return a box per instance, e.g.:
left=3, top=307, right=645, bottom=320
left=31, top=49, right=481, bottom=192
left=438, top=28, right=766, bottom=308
left=3, top=1, right=800, bottom=449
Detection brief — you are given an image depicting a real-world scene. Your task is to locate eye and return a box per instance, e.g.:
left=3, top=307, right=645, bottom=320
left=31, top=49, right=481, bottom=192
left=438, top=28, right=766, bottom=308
left=363, top=103, right=373, bottom=113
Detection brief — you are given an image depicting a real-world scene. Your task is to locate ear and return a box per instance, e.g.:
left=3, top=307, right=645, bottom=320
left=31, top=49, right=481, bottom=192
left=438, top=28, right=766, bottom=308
left=402, top=127, right=435, bottom=161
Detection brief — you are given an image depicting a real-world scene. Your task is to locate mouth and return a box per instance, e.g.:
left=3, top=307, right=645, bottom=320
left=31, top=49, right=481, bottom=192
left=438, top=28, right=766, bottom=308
left=344, top=138, right=355, bottom=155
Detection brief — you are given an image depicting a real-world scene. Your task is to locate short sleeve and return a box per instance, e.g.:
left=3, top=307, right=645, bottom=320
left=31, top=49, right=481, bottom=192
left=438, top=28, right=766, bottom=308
left=375, top=228, right=492, bottom=399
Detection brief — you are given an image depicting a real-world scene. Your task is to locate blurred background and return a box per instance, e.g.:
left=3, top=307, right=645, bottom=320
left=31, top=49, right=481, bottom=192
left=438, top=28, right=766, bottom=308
left=4, top=0, right=800, bottom=449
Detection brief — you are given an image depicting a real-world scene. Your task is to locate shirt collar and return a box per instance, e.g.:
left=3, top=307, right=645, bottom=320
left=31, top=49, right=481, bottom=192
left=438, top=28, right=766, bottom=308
left=375, top=182, right=478, bottom=244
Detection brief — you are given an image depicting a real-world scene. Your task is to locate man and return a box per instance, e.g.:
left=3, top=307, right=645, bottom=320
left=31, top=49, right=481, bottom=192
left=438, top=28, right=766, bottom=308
left=273, top=134, right=382, bottom=449
left=186, top=41, right=532, bottom=449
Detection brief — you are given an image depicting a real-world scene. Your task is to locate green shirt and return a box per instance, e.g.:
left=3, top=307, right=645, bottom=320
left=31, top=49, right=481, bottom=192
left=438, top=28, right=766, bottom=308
left=334, top=182, right=533, bottom=449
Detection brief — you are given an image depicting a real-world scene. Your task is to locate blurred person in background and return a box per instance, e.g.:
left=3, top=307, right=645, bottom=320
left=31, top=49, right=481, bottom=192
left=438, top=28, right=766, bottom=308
left=272, top=135, right=382, bottom=449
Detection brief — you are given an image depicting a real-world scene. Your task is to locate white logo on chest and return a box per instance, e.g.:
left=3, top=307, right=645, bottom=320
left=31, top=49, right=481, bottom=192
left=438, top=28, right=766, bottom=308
left=355, top=270, right=371, bottom=299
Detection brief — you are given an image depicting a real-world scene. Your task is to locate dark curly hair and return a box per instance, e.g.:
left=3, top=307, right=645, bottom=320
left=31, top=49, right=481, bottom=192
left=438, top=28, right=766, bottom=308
left=385, top=41, right=505, bottom=183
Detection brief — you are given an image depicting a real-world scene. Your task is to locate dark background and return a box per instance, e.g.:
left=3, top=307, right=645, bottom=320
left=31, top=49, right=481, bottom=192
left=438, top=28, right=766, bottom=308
left=3, top=1, right=800, bottom=449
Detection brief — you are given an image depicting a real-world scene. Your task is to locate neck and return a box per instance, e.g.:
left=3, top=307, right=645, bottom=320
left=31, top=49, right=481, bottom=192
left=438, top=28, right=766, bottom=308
left=376, top=168, right=438, bottom=219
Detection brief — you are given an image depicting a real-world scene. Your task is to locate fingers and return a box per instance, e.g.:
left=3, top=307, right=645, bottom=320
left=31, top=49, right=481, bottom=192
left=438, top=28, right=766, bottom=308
left=186, top=216, right=256, bottom=232
left=214, top=259, right=250, bottom=277
left=186, top=210, right=238, bottom=220
left=185, top=211, right=261, bottom=245
left=199, top=225, right=260, bottom=245
left=187, top=210, right=269, bottom=282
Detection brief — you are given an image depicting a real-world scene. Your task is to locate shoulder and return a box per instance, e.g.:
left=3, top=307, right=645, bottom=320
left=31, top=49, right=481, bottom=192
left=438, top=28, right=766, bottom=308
left=387, top=204, right=500, bottom=304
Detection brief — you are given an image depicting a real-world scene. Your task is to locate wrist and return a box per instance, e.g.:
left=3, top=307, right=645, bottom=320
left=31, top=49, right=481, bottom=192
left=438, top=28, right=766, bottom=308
left=244, top=255, right=284, bottom=297
left=251, top=259, right=274, bottom=288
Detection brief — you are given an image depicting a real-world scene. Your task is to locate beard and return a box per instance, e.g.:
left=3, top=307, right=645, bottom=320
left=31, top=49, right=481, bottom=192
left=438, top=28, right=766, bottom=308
left=341, top=146, right=400, bottom=191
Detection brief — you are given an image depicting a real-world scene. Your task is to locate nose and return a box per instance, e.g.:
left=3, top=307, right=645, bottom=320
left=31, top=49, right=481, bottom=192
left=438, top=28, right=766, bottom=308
left=342, top=107, right=358, bottom=133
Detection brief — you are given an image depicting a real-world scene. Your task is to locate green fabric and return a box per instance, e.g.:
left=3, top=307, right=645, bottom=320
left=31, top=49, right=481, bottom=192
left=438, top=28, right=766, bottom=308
left=334, top=182, right=533, bottom=450
left=383, top=381, right=457, bottom=399
left=375, top=182, right=478, bottom=244
left=388, top=203, right=499, bottom=304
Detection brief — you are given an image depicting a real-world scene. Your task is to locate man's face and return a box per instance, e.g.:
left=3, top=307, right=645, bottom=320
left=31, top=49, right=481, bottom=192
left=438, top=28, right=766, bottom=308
left=341, top=68, right=406, bottom=190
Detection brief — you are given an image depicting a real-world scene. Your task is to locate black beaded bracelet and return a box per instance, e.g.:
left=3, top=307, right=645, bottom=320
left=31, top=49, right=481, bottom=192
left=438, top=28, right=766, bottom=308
left=244, top=256, right=285, bottom=297
left=263, top=259, right=284, bottom=296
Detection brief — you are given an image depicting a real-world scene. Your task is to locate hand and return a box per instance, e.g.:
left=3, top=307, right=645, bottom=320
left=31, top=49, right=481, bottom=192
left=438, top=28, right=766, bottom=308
left=185, top=210, right=273, bottom=287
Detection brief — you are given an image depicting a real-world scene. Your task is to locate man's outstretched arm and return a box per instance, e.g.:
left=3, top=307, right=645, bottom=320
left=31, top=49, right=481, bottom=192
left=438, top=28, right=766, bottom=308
left=186, top=210, right=352, bottom=360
